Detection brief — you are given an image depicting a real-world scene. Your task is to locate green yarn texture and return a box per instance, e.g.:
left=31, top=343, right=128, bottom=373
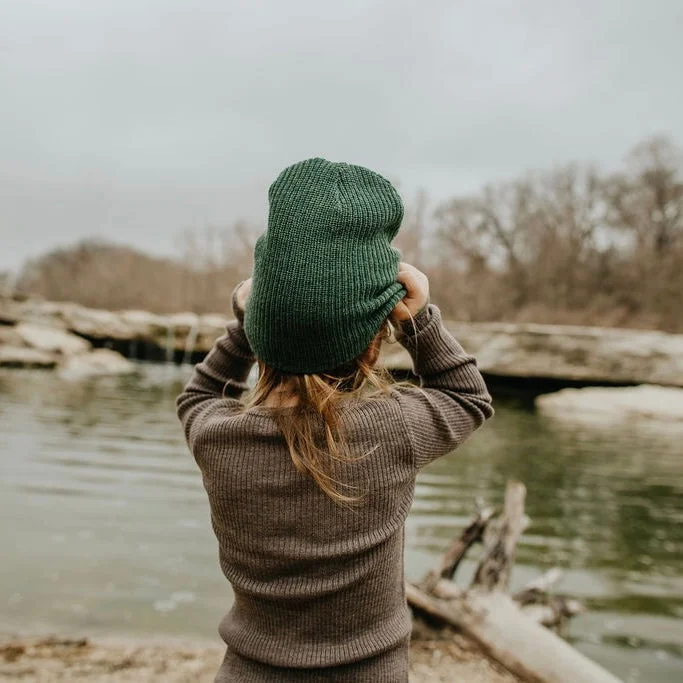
left=244, top=157, right=406, bottom=374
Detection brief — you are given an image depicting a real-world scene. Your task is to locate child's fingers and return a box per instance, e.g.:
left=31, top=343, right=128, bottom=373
left=390, top=300, right=411, bottom=322
left=397, top=269, right=420, bottom=295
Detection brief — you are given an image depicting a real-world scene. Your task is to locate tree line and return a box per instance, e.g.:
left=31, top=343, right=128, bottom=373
left=14, top=136, right=683, bottom=331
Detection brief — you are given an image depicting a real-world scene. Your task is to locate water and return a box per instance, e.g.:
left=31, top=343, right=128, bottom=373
left=1, top=365, right=682, bottom=682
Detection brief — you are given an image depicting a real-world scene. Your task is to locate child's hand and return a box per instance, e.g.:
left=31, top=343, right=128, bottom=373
left=234, top=278, right=252, bottom=316
left=391, top=263, right=429, bottom=322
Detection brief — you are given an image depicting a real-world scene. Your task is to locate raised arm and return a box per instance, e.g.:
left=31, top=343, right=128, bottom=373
left=393, top=304, right=493, bottom=469
left=389, top=264, right=493, bottom=470
left=175, top=282, right=255, bottom=450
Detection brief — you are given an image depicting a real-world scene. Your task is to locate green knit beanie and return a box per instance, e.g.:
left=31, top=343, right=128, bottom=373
left=243, top=157, right=406, bottom=374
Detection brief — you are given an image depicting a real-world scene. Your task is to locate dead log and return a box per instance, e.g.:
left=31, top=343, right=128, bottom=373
left=430, top=578, right=463, bottom=600
left=472, top=481, right=529, bottom=591
left=406, top=583, right=622, bottom=683
left=436, top=503, right=495, bottom=580
left=513, top=568, right=564, bottom=606
left=420, top=502, right=495, bottom=594
left=513, top=568, right=583, bottom=631
left=521, top=598, right=584, bottom=629
left=406, top=480, right=624, bottom=682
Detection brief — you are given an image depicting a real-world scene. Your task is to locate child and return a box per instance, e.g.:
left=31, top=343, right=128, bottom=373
left=176, top=158, right=493, bottom=682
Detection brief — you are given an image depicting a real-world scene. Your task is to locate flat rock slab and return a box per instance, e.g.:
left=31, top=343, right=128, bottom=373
left=65, top=308, right=132, bottom=339
left=383, top=321, right=683, bottom=387
left=15, top=323, right=91, bottom=356
left=1, top=299, right=228, bottom=352
left=0, top=346, right=57, bottom=369
left=536, top=384, right=683, bottom=424
left=5, top=297, right=683, bottom=387
left=0, top=326, right=24, bottom=347
left=59, top=349, right=137, bottom=379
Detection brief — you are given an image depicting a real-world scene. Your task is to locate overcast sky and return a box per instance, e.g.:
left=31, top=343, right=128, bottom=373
left=1, top=0, right=682, bottom=270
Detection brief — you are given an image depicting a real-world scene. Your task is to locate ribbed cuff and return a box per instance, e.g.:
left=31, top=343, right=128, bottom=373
left=396, top=304, right=476, bottom=376
left=395, top=302, right=433, bottom=339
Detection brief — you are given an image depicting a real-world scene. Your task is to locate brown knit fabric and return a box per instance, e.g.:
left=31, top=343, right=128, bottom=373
left=216, top=636, right=410, bottom=682
left=176, top=303, right=493, bottom=681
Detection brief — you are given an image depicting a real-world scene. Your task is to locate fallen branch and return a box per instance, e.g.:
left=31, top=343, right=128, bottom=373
left=472, top=481, right=529, bottom=591
left=521, top=598, right=584, bottom=629
left=406, top=480, right=624, bottom=683
left=406, top=584, right=621, bottom=683
left=437, top=503, right=495, bottom=580
left=513, top=567, right=564, bottom=606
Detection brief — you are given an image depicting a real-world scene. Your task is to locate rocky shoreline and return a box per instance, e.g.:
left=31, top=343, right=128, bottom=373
left=0, top=297, right=227, bottom=372
left=0, top=630, right=517, bottom=683
left=2, top=295, right=683, bottom=386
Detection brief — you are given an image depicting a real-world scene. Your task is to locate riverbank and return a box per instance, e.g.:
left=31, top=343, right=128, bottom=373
left=2, top=364, right=681, bottom=680
left=0, top=628, right=517, bottom=683
left=3, top=295, right=683, bottom=385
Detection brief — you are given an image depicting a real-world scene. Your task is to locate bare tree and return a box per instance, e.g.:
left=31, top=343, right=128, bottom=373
left=15, top=136, right=683, bottom=331
left=602, top=137, right=683, bottom=328
left=609, top=137, right=683, bottom=254
left=396, top=189, right=429, bottom=267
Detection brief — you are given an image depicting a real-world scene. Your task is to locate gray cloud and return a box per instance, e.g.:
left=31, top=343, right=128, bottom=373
left=1, top=0, right=682, bottom=269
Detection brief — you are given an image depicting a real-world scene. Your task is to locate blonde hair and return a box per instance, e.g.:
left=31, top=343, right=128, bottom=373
left=242, top=319, right=413, bottom=503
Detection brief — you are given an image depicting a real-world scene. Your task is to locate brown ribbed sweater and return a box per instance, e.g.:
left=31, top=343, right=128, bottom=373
left=176, top=302, right=493, bottom=678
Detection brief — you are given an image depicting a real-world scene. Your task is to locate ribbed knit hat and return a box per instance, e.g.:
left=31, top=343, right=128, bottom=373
left=244, top=157, right=406, bottom=374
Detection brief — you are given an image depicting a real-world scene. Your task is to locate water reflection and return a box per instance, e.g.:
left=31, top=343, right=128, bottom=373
left=0, top=366, right=681, bottom=682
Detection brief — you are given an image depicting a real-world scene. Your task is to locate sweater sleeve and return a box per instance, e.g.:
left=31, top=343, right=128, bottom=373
left=175, top=284, right=255, bottom=451
left=392, top=303, right=494, bottom=470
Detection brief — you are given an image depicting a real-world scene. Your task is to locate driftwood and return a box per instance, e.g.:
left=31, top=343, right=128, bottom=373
left=437, top=502, right=495, bottom=580
left=406, top=481, right=623, bottom=683
left=513, top=568, right=584, bottom=631
left=473, top=481, right=529, bottom=591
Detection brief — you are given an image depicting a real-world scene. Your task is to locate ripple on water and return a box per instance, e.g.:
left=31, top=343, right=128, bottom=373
left=0, top=366, right=682, bottom=681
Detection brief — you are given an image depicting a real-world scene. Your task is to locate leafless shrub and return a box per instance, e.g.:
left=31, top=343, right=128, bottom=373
left=18, top=222, right=260, bottom=314
left=16, top=137, right=683, bottom=330
left=430, top=136, right=683, bottom=330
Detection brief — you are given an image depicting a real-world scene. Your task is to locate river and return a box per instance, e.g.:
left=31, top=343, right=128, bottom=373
left=1, top=364, right=682, bottom=682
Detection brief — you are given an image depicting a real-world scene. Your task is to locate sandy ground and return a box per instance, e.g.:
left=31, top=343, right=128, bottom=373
left=0, top=625, right=518, bottom=682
